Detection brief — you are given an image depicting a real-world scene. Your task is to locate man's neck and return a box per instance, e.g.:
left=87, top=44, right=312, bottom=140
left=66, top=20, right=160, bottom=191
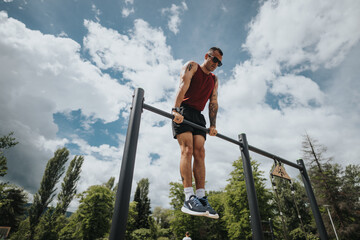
left=200, top=63, right=211, bottom=75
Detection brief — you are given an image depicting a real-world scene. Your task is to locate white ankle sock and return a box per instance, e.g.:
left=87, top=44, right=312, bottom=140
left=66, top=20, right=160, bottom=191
left=184, top=187, right=194, bottom=201
left=196, top=188, right=205, bottom=199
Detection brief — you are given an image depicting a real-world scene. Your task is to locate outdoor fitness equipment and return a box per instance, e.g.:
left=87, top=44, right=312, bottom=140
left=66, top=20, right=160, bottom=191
left=109, top=88, right=329, bottom=240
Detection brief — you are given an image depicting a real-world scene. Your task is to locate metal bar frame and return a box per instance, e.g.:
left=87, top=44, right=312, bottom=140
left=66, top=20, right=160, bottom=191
left=110, top=88, right=328, bottom=240
left=109, top=88, right=144, bottom=239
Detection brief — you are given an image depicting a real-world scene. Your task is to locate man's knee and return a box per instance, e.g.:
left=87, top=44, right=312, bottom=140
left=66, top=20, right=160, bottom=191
left=193, top=146, right=205, bottom=160
left=181, top=144, right=193, bottom=158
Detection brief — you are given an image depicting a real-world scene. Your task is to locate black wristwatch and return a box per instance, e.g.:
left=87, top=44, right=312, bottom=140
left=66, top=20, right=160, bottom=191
left=172, top=107, right=181, bottom=113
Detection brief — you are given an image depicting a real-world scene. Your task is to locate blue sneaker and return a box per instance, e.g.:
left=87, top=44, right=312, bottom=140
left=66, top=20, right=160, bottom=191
left=199, top=196, right=219, bottom=219
left=181, top=195, right=208, bottom=216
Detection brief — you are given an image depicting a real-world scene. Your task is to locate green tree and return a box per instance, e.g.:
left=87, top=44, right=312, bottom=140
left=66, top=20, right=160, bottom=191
left=0, top=184, right=28, bottom=233
left=31, top=155, right=84, bottom=240
left=152, top=206, right=172, bottom=229
left=9, top=218, right=30, bottom=240
left=0, top=132, right=27, bottom=235
left=340, top=164, right=360, bottom=238
left=55, top=155, right=84, bottom=216
left=0, top=132, right=18, bottom=177
left=75, top=185, right=114, bottom=239
left=151, top=206, right=173, bottom=239
left=28, top=148, right=69, bottom=239
left=58, top=212, right=82, bottom=240
left=302, top=134, right=360, bottom=239
left=125, top=201, right=138, bottom=240
left=270, top=174, right=317, bottom=240
left=131, top=228, right=152, bottom=240
left=104, top=176, right=115, bottom=190
left=223, top=157, right=274, bottom=240
left=33, top=207, right=66, bottom=240
left=133, top=178, right=151, bottom=229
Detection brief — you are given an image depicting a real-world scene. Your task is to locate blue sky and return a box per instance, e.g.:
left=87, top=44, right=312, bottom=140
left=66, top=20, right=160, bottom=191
left=1, top=0, right=360, bottom=210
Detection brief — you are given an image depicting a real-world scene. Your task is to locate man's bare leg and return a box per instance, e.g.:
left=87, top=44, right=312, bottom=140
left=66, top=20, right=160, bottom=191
left=177, top=132, right=194, bottom=188
left=193, top=135, right=206, bottom=190
left=178, top=132, right=208, bottom=216
left=193, top=134, right=219, bottom=219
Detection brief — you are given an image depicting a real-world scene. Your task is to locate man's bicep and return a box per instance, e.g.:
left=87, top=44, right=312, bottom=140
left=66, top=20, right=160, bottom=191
left=210, top=77, right=219, bottom=102
left=180, top=61, right=196, bottom=88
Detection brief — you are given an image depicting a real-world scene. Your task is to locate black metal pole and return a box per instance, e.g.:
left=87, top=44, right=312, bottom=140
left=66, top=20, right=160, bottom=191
left=249, top=145, right=303, bottom=170
left=239, top=133, right=264, bottom=240
left=297, top=159, right=328, bottom=240
left=109, top=88, right=144, bottom=240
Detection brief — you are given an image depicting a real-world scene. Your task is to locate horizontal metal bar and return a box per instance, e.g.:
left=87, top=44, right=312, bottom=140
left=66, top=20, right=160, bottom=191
left=142, top=103, right=302, bottom=170
left=144, top=103, right=242, bottom=147
left=248, top=145, right=303, bottom=170
left=143, top=103, right=210, bottom=134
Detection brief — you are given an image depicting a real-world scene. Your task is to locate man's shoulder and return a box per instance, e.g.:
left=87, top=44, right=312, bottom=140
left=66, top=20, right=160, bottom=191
left=210, top=73, right=217, bottom=81
left=185, top=60, right=199, bottom=65
left=183, top=61, right=199, bottom=70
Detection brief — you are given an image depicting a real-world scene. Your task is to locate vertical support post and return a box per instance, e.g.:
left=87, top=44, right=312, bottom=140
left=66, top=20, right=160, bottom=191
left=110, top=88, right=144, bottom=240
left=239, top=133, right=264, bottom=240
left=297, top=159, right=328, bottom=240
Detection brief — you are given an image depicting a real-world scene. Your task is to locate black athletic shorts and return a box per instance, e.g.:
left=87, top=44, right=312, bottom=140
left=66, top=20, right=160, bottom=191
left=172, top=103, right=207, bottom=140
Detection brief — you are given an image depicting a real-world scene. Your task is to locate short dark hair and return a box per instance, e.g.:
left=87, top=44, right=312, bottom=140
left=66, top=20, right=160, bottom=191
left=186, top=231, right=190, bottom=236
left=208, top=47, right=223, bottom=56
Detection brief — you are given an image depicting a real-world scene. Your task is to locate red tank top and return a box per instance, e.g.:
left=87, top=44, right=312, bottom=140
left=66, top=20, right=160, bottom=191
left=183, top=64, right=215, bottom=111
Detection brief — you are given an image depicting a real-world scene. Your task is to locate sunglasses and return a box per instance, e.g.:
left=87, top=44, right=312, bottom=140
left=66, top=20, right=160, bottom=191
left=208, top=54, right=222, bottom=67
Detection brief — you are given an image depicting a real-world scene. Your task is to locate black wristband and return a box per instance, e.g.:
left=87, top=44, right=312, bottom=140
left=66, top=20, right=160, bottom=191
left=172, top=107, right=181, bottom=113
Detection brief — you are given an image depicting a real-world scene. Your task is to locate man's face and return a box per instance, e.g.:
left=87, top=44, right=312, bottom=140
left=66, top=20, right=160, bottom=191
left=205, top=50, right=223, bottom=72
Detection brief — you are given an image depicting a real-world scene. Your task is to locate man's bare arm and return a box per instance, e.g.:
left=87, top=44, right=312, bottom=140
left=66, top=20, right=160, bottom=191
left=174, top=61, right=197, bottom=107
left=173, top=61, right=198, bottom=124
left=209, top=76, right=219, bottom=128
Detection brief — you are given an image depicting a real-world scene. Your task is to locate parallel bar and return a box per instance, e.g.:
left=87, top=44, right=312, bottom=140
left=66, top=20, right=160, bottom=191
left=143, top=103, right=302, bottom=170
left=110, top=88, right=144, bottom=240
left=239, top=133, right=264, bottom=240
left=297, top=159, right=328, bottom=240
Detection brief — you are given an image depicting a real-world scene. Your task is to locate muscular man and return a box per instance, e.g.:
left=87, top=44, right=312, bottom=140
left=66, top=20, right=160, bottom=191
left=172, top=47, right=223, bottom=219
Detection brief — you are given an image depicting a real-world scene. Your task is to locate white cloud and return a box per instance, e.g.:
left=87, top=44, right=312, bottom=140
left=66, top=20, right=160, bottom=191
left=270, top=75, right=324, bottom=108
left=57, top=31, right=68, bottom=38
left=0, top=10, right=131, bottom=194
left=122, top=7, right=134, bottom=18
left=83, top=19, right=182, bottom=103
left=243, top=0, right=360, bottom=71
left=161, top=2, right=188, bottom=34
left=122, top=0, right=135, bottom=17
